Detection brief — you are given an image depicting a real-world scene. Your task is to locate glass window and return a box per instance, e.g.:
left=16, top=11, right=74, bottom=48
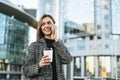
left=97, top=25, right=102, bottom=30
left=0, top=63, right=7, bottom=71
left=64, top=0, right=94, bottom=39
left=0, top=13, right=5, bottom=44
left=0, top=74, right=6, bottom=79
left=98, top=56, right=111, bottom=77
left=10, top=64, right=21, bottom=72
left=104, top=15, right=110, bottom=20
left=4, top=15, right=29, bottom=65
left=105, top=24, right=110, bottom=29
left=66, top=64, right=71, bottom=80
left=97, top=44, right=102, bottom=49
left=105, top=33, right=110, bottom=39
left=89, top=35, right=94, bottom=40
left=114, top=56, right=117, bottom=78
left=77, top=39, right=85, bottom=50
left=67, top=47, right=74, bottom=52
left=73, top=57, right=81, bottom=76
left=105, top=44, right=109, bottom=49
left=97, top=35, right=102, bottom=39
left=85, top=56, right=95, bottom=77
left=10, top=74, right=21, bottom=80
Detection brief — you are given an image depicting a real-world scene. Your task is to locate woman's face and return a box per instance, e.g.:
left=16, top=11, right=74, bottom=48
left=41, top=17, right=54, bottom=36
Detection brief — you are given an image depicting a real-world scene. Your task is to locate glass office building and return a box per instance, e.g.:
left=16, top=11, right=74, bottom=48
left=64, top=0, right=120, bottom=80
left=0, top=1, right=37, bottom=80
left=0, top=12, right=29, bottom=80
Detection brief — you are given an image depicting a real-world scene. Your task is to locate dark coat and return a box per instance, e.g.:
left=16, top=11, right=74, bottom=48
left=23, top=37, right=72, bottom=80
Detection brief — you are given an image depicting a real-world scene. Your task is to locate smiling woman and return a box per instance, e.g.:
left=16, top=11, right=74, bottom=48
left=23, top=14, right=72, bottom=80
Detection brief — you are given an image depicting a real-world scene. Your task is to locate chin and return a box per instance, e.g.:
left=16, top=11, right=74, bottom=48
left=45, top=33, right=51, bottom=36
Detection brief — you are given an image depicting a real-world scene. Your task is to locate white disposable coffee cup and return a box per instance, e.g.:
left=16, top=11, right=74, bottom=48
left=43, top=48, right=53, bottom=62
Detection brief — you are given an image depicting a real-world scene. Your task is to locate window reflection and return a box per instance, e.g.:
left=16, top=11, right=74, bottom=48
left=10, top=74, right=21, bottom=80
left=66, top=64, right=71, bottom=80
left=85, top=56, right=95, bottom=77
left=0, top=63, right=7, bottom=71
left=99, top=56, right=111, bottom=77
left=114, top=56, right=117, bottom=78
left=0, top=74, right=6, bottom=79
left=10, top=64, right=21, bottom=72
left=64, top=0, right=94, bottom=39
left=73, top=57, right=81, bottom=76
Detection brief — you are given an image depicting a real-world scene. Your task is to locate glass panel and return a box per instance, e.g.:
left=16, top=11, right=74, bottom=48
left=85, top=56, right=95, bottom=77
left=114, top=56, right=116, bottom=78
left=0, top=13, right=5, bottom=44
left=98, top=56, right=111, bottom=77
left=77, top=39, right=85, bottom=50
left=10, top=64, right=21, bottom=72
left=4, top=15, right=29, bottom=65
left=10, top=74, right=21, bottom=80
left=0, top=74, right=6, bottom=79
left=66, top=64, right=71, bottom=80
left=0, top=63, right=7, bottom=71
left=64, top=0, right=94, bottom=39
left=117, top=56, right=120, bottom=79
left=73, top=57, right=81, bottom=76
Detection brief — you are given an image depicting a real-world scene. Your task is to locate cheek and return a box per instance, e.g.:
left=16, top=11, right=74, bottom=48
left=41, top=27, right=47, bottom=34
left=41, top=27, right=44, bottom=31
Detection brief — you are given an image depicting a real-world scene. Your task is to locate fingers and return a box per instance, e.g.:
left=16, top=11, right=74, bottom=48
left=42, top=55, right=51, bottom=63
left=51, top=24, right=58, bottom=41
left=39, top=55, right=51, bottom=68
left=52, top=24, right=57, bottom=33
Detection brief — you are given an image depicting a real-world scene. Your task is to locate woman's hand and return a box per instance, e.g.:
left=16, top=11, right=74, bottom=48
left=39, top=55, right=51, bottom=68
left=51, top=24, right=59, bottom=41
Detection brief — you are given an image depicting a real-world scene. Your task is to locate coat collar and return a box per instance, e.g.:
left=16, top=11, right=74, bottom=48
left=38, top=37, right=46, bottom=43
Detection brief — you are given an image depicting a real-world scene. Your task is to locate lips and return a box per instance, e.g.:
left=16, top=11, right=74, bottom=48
left=44, top=27, right=51, bottom=32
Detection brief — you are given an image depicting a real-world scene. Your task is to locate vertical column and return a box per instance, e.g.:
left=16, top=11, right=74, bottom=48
left=81, top=56, right=84, bottom=77
left=63, top=65, right=67, bottom=79
left=6, top=64, right=10, bottom=79
left=95, top=56, right=99, bottom=77
left=70, top=60, right=73, bottom=80
left=111, top=56, right=114, bottom=78
left=21, top=66, right=24, bottom=80
left=115, top=56, right=118, bottom=80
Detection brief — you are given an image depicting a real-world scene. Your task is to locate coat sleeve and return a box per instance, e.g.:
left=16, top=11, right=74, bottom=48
left=23, top=42, right=41, bottom=77
left=53, top=40, right=72, bottom=64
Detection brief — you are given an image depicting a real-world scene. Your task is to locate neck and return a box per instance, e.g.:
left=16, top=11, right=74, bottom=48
left=45, top=35, right=51, bottom=39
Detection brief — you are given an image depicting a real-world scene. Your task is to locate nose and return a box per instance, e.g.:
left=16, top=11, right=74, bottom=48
left=44, top=23, right=52, bottom=28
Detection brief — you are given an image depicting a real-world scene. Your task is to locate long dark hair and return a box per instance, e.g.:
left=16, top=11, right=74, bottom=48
left=36, top=14, right=55, bottom=41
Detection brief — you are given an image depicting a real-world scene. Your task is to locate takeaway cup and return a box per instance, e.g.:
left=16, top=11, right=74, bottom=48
left=43, top=48, right=53, bottom=62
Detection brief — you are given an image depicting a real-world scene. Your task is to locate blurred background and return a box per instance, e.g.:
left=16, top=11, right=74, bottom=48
left=0, top=0, right=120, bottom=80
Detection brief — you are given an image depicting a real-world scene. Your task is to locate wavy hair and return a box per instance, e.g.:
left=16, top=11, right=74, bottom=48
left=36, top=14, right=55, bottom=41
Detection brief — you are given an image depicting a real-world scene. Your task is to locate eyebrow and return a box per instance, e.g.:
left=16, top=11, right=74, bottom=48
left=42, top=21, right=51, bottom=24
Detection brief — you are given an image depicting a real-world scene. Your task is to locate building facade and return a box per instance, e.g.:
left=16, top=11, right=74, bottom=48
left=0, top=0, right=37, bottom=80
left=64, top=0, right=120, bottom=80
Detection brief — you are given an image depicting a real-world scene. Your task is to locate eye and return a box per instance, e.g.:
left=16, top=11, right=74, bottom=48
left=47, top=21, right=52, bottom=25
left=42, top=23, right=45, bottom=26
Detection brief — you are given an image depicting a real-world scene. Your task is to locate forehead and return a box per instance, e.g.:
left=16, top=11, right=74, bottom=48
left=42, top=17, right=53, bottom=22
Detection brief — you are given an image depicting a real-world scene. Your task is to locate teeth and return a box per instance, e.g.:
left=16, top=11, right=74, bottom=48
left=45, top=27, right=51, bottom=31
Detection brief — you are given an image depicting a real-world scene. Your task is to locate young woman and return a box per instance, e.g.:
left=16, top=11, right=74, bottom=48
left=23, top=14, right=72, bottom=80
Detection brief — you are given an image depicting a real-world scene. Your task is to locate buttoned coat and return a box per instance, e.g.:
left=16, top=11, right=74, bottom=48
left=23, top=37, right=72, bottom=80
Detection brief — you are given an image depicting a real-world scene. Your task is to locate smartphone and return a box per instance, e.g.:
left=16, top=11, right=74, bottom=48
left=51, top=27, right=55, bottom=35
